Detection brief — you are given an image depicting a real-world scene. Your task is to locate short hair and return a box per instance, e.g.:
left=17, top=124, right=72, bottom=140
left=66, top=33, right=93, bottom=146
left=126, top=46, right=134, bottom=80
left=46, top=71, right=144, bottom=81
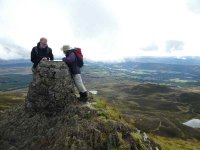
left=40, top=37, right=47, bottom=42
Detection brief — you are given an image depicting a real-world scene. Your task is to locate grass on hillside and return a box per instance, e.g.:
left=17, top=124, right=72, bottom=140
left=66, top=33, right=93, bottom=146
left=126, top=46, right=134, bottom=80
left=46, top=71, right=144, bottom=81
left=0, top=93, right=25, bottom=111
left=0, top=74, right=31, bottom=91
left=93, top=97, right=123, bottom=122
left=150, top=134, right=200, bottom=150
left=0, top=90, right=199, bottom=150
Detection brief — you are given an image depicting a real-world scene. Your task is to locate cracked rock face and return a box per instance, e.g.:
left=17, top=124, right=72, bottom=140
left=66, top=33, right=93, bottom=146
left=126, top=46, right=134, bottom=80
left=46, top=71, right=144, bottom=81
left=25, top=61, right=76, bottom=112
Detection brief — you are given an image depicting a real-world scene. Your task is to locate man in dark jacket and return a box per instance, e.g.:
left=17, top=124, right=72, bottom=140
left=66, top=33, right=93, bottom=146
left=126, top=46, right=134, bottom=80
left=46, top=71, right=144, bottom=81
left=31, top=37, right=54, bottom=68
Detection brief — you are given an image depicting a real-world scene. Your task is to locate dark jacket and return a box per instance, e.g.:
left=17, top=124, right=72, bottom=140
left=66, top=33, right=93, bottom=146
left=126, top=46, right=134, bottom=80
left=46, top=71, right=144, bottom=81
left=31, top=42, right=54, bottom=68
left=63, top=51, right=80, bottom=75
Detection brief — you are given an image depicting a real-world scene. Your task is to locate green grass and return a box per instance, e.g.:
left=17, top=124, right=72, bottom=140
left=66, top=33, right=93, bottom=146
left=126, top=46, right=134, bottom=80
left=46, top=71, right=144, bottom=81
left=0, top=74, right=31, bottom=91
left=93, top=98, right=122, bottom=121
left=94, top=98, right=200, bottom=150
left=169, top=78, right=196, bottom=83
left=150, top=134, right=200, bottom=150
left=131, top=132, right=148, bottom=150
left=178, top=92, right=200, bottom=114
left=116, top=132, right=131, bottom=150
left=0, top=93, right=25, bottom=111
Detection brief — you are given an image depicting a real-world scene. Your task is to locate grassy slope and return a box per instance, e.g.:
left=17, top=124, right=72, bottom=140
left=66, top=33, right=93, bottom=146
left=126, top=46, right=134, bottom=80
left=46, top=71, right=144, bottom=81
left=86, top=79, right=200, bottom=135
left=94, top=97, right=200, bottom=150
left=0, top=74, right=31, bottom=91
left=0, top=92, right=25, bottom=111
left=0, top=91, right=156, bottom=150
left=150, top=134, right=200, bottom=150
left=0, top=90, right=200, bottom=150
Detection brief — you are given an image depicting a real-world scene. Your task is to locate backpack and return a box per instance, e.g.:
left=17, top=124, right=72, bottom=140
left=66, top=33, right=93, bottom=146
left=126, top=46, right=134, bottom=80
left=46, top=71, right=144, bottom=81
left=71, top=48, right=84, bottom=68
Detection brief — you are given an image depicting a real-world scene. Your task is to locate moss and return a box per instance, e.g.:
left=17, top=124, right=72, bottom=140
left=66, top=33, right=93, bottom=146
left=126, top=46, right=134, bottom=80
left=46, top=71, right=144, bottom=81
left=116, top=145, right=131, bottom=150
left=117, top=132, right=125, bottom=145
left=94, top=98, right=107, bottom=109
left=93, top=98, right=122, bottom=121
left=131, top=132, right=148, bottom=150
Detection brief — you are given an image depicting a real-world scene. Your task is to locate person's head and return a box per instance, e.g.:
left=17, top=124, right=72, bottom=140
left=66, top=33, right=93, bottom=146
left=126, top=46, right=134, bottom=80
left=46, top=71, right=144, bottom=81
left=61, top=45, right=71, bottom=54
left=39, top=37, right=47, bottom=49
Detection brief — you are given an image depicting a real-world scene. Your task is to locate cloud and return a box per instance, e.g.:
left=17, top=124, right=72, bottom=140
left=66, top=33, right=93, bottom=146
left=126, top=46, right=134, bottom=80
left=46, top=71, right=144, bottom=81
left=165, top=40, right=184, bottom=52
left=141, top=43, right=158, bottom=51
left=62, top=0, right=118, bottom=39
left=0, top=0, right=200, bottom=60
left=187, top=0, right=200, bottom=13
left=0, top=0, right=119, bottom=60
left=0, top=38, right=29, bottom=60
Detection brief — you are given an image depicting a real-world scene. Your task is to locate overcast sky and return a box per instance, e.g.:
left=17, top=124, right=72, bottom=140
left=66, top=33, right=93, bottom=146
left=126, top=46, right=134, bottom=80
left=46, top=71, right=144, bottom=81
left=0, top=0, right=200, bottom=61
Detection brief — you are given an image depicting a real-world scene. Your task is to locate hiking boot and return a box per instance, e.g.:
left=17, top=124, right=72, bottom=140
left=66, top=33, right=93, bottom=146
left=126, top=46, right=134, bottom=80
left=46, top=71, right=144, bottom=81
left=79, top=92, right=88, bottom=102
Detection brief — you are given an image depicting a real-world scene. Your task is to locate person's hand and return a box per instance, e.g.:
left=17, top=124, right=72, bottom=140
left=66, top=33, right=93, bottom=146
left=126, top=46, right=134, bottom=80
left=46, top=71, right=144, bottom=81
left=42, top=57, right=48, bottom=61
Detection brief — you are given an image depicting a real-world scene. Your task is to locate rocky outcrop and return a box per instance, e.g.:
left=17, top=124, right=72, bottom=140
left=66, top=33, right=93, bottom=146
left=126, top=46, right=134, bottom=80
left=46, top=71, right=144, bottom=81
left=0, top=61, right=161, bottom=150
left=25, top=61, right=76, bottom=112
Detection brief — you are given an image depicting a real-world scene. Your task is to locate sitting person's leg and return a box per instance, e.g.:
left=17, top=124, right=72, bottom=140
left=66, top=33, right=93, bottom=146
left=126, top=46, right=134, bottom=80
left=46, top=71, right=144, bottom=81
left=73, top=74, right=88, bottom=102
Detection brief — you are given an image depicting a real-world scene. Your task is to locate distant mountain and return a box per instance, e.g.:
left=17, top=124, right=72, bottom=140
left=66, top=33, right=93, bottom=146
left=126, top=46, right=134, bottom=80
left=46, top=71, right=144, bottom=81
left=0, top=59, right=30, bottom=64
left=125, top=56, right=200, bottom=66
left=0, top=59, right=31, bottom=67
left=1, top=56, right=200, bottom=66
left=120, top=61, right=200, bottom=75
left=1, top=57, right=200, bottom=91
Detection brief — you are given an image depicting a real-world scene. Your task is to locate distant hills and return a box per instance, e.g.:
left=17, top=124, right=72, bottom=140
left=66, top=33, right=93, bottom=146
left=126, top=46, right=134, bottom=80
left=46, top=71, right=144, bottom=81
left=123, top=83, right=172, bottom=94
left=1, top=57, right=200, bottom=91
left=125, top=56, right=200, bottom=66
left=1, top=56, right=200, bottom=66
